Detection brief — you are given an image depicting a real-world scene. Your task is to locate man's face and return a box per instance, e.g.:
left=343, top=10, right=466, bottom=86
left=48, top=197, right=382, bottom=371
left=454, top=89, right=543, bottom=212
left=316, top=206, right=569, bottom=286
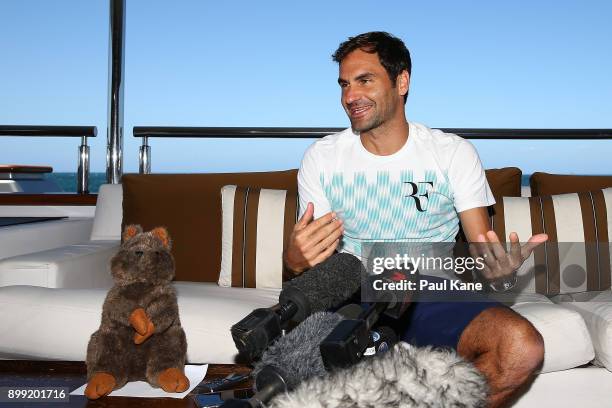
left=338, top=49, right=407, bottom=133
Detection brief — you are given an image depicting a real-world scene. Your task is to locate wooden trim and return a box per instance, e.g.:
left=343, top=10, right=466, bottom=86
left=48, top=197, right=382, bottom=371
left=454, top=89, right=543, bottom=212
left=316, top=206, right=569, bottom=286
left=0, top=194, right=97, bottom=206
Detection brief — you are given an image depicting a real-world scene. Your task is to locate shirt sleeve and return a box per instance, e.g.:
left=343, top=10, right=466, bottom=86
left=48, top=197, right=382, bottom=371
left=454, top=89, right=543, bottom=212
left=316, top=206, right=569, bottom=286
left=448, top=139, right=496, bottom=213
left=297, top=145, right=332, bottom=220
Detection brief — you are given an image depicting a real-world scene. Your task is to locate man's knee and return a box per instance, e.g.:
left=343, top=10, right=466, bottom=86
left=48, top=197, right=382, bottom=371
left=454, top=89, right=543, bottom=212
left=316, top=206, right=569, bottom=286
left=501, top=314, right=544, bottom=375
left=460, top=306, right=544, bottom=377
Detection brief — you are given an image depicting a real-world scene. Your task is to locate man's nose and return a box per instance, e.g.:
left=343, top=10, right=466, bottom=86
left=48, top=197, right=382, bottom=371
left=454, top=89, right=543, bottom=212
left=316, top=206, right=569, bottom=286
left=343, top=85, right=360, bottom=105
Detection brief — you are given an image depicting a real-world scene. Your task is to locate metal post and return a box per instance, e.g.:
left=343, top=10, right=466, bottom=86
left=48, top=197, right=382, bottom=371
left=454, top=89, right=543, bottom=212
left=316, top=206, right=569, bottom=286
left=106, top=0, right=126, bottom=184
left=139, top=136, right=151, bottom=174
left=77, top=136, right=90, bottom=194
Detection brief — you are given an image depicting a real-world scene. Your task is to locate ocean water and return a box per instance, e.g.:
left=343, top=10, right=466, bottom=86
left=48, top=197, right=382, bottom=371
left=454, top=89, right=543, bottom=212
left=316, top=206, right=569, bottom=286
left=46, top=172, right=106, bottom=193
left=45, top=173, right=532, bottom=194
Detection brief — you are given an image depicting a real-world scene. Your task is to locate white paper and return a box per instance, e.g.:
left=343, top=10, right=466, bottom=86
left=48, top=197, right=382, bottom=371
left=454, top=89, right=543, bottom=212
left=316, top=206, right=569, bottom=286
left=71, top=364, right=208, bottom=399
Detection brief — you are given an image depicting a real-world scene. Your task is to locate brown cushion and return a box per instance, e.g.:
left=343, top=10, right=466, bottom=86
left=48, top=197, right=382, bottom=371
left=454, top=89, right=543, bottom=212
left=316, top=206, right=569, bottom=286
left=530, top=172, right=612, bottom=196
left=485, top=167, right=522, bottom=199
left=122, top=170, right=298, bottom=282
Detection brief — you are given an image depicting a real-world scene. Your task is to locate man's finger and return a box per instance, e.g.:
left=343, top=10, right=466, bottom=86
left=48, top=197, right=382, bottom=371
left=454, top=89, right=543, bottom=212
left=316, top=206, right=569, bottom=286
left=311, top=239, right=340, bottom=266
left=305, top=216, right=343, bottom=246
left=312, top=224, right=344, bottom=254
left=509, top=232, right=521, bottom=262
left=520, top=233, right=548, bottom=260
left=486, top=230, right=507, bottom=261
left=295, top=202, right=315, bottom=230
left=302, top=211, right=337, bottom=235
left=472, top=234, right=502, bottom=278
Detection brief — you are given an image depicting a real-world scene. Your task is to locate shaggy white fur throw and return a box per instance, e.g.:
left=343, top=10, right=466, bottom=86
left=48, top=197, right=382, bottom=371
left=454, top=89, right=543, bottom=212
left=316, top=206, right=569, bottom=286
left=268, top=342, right=488, bottom=408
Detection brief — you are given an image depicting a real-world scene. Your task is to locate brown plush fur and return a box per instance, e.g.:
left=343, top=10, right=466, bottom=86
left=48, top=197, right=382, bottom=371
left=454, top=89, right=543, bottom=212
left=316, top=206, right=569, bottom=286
left=85, top=225, right=189, bottom=399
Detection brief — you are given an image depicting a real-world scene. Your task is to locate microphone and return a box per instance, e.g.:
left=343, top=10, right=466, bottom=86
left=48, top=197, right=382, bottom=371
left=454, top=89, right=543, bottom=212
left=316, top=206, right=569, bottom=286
left=268, top=342, right=489, bottom=408
left=363, top=326, right=398, bottom=357
left=221, top=311, right=345, bottom=408
left=364, top=267, right=415, bottom=319
left=231, top=253, right=364, bottom=361
left=319, top=267, right=414, bottom=371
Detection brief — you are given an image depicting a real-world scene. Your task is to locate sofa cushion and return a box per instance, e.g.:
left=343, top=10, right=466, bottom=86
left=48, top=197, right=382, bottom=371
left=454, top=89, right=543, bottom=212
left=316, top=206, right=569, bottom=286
left=511, top=297, right=595, bottom=373
left=0, top=241, right=118, bottom=289
left=0, top=283, right=279, bottom=363
left=122, top=171, right=298, bottom=282
left=219, top=185, right=298, bottom=288
left=493, top=188, right=612, bottom=295
left=90, top=184, right=123, bottom=241
left=485, top=167, right=522, bottom=199
left=485, top=167, right=523, bottom=237
left=530, top=173, right=612, bottom=196
left=558, top=291, right=612, bottom=372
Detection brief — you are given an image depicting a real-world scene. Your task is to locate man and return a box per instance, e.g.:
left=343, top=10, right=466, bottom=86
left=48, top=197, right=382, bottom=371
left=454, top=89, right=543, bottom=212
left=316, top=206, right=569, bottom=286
left=284, top=32, right=547, bottom=407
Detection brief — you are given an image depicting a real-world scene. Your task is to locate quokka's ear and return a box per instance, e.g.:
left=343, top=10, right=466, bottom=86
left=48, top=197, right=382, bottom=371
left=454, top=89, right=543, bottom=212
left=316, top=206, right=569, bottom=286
left=151, top=227, right=171, bottom=249
left=123, top=224, right=143, bottom=242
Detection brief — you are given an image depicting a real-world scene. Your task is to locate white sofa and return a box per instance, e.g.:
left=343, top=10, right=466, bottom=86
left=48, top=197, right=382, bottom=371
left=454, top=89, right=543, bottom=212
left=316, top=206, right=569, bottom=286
left=0, top=183, right=611, bottom=407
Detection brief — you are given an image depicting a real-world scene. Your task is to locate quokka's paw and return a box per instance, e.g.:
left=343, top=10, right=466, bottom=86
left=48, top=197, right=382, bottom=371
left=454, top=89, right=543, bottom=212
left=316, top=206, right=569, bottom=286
left=133, top=319, right=155, bottom=344
left=129, top=308, right=150, bottom=334
left=84, top=372, right=116, bottom=399
left=158, top=367, right=190, bottom=393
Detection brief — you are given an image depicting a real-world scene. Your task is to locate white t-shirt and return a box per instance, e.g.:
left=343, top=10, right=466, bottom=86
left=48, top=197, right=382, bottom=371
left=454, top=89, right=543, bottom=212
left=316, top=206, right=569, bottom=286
left=297, top=121, right=495, bottom=257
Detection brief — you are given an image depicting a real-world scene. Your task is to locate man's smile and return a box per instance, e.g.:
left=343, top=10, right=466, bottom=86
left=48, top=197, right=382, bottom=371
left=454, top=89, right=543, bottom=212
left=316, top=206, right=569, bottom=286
left=348, top=103, right=373, bottom=119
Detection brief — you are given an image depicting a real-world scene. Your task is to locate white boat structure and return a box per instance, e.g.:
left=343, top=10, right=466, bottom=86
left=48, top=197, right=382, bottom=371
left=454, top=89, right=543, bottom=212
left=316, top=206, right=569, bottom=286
left=1, top=1, right=612, bottom=407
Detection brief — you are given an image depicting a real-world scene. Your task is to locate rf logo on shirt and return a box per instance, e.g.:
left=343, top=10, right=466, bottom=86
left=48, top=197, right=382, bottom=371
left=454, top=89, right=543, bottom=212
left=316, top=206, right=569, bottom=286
left=404, top=181, right=434, bottom=212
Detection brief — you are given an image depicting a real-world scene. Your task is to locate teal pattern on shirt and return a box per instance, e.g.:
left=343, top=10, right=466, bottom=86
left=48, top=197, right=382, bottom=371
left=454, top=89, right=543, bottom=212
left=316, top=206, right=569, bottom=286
left=321, top=170, right=458, bottom=256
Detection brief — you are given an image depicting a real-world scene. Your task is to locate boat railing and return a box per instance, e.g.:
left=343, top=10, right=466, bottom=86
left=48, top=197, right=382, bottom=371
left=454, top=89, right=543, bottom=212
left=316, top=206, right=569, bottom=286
left=133, top=127, right=612, bottom=174
left=0, top=125, right=96, bottom=194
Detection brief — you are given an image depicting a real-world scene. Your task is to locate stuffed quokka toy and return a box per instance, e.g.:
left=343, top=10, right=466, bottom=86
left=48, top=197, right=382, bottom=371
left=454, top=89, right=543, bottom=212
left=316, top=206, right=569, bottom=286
left=85, top=225, right=189, bottom=399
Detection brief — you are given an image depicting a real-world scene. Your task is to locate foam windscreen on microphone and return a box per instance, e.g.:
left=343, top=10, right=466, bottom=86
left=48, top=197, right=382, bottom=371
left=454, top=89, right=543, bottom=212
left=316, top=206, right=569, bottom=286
left=268, top=342, right=488, bottom=408
left=281, top=253, right=364, bottom=315
left=253, top=311, right=344, bottom=390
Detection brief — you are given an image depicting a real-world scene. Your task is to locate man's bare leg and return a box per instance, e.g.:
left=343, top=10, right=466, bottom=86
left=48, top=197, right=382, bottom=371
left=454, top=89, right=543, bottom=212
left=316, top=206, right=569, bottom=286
left=457, top=306, right=544, bottom=407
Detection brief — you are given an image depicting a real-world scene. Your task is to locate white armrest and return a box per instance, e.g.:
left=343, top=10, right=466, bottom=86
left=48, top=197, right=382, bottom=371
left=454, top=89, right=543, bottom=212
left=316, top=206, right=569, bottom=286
left=0, top=218, right=94, bottom=260
left=0, top=240, right=119, bottom=289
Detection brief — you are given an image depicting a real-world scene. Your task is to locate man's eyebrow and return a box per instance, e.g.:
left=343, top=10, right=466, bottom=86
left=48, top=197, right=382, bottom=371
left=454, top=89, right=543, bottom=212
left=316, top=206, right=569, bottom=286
left=355, top=72, right=375, bottom=81
left=337, top=72, right=376, bottom=85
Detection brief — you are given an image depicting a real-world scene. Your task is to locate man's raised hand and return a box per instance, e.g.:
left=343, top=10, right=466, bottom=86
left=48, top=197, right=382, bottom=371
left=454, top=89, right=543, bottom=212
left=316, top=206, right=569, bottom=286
left=283, top=202, right=344, bottom=274
left=470, top=230, right=548, bottom=282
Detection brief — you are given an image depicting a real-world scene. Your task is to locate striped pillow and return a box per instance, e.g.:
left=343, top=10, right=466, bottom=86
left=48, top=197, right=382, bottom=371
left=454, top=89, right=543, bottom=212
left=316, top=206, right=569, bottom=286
left=494, top=188, right=612, bottom=295
left=218, top=185, right=298, bottom=288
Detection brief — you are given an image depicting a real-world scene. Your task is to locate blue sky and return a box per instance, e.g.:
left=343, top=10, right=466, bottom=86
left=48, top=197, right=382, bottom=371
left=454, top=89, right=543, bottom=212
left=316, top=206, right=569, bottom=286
left=0, top=0, right=611, bottom=174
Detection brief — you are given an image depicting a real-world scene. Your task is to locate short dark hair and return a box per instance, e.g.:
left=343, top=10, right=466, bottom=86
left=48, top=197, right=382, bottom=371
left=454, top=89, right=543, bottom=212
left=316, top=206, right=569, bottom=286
left=332, top=31, right=411, bottom=102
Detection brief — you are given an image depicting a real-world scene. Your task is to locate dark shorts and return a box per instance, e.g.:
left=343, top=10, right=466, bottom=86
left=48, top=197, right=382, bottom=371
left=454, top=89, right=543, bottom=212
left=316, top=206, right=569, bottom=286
left=375, top=275, right=504, bottom=350
left=398, top=299, right=501, bottom=349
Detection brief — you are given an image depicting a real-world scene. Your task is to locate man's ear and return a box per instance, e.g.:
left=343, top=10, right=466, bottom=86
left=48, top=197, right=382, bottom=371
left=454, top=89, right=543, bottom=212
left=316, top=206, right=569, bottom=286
left=123, top=224, right=143, bottom=242
left=151, top=227, right=172, bottom=249
left=397, top=70, right=410, bottom=99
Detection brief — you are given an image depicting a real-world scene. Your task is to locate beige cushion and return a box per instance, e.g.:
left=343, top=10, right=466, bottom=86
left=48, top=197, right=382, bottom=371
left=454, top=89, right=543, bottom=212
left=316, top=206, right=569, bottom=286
left=0, top=283, right=279, bottom=363
left=511, top=296, right=594, bottom=373
left=219, top=185, right=298, bottom=288
left=494, top=188, right=612, bottom=295
left=559, top=291, right=612, bottom=372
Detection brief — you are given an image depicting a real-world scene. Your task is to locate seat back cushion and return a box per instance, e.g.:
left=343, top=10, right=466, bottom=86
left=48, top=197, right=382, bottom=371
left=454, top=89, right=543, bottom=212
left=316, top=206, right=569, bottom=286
left=122, top=170, right=297, bottom=282
left=90, top=183, right=123, bottom=241
left=530, top=173, right=612, bottom=196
